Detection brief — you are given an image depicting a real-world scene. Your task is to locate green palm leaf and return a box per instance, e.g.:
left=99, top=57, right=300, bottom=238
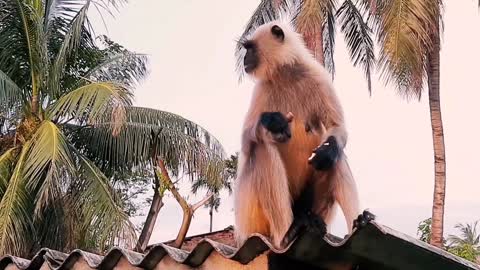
left=84, top=51, right=149, bottom=88
left=49, top=1, right=91, bottom=98
left=337, top=0, right=375, bottom=93
left=23, top=120, right=75, bottom=215
left=74, top=149, right=135, bottom=250
left=0, top=142, right=34, bottom=256
left=67, top=107, right=226, bottom=180
left=0, top=69, right=23, bottom=108
left=374, top=0, right=440, bottom=98
left=46, top=81, right=133, bottom=129
left=0, top=147, right=18, bottom=195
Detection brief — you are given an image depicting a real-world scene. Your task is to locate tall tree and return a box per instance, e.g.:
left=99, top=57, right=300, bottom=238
left=0, top=0, right=149, bottom=256
left=235, top=0, right=375, bottom=92
left=366, top=0, right=446, bottom=248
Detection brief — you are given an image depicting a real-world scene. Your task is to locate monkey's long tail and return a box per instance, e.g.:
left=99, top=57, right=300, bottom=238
left=334, top=156, right=360, bottom=233
left=234, top=144, right=293, bottom=249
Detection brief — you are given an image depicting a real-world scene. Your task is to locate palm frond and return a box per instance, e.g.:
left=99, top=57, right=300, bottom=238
left=66, top=106, right=226, bottom=181
left=23, top=120, right=75, bottom=215
left=0, top=69, right=23, bottom=108
left=49, top=1, right=91, bottom=98
left=46, top=81, right=133, bottom=130
left=84, top=50, right=149, bottom=88
left=374, top=0, right=439, bottom=99
left=336, top=0, right=375, bottom=94
left=323, top=6, right=336, bottom=78
left=0, top=0, right=46, bottom=94
left=74, top=149, right=135, bottom=250
left=234, top=0, right=291, bottom=81
left=0, top=147, right=18, bottom=195
left=293, top=0, right=337, bottom=64
left=0, top=142, right=34, bottom=256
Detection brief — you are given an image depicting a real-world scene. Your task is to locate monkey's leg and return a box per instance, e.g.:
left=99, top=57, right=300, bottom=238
left=280, top=181, right=328, bottom=247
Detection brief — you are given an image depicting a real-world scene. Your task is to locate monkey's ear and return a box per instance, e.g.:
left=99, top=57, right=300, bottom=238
left=271, top=25, right=285, bottom=42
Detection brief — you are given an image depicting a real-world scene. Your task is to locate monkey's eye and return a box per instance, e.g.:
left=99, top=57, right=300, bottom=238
left=271, top=25, right=285, bottom=42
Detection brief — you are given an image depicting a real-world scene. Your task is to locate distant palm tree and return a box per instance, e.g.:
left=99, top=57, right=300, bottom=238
left=365, top=0, right=446, bottom=248
left=448, top=222, right=480, bottom=248
left=447, top=221, right=480, bottom=262
left=235, top=0, right=375, bottom=92
left=0, top=0, right=151, bottom=256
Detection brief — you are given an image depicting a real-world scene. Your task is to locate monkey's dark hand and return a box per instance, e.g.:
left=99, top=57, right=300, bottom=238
left=352, top=210, right=376, bottom=230
left=308, top=136, right=340, bottom=171
left=260, top=112, right=292, bottom=143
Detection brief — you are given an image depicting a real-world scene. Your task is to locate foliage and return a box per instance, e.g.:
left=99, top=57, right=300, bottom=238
left=446, top=221, right=480, bottom=263
left=0, top=0, right=151, bottom=256
left=417, top=218, right=432, bottom=243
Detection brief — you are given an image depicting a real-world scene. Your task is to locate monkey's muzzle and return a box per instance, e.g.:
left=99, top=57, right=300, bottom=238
left=244, top=47, right=258, bottom=73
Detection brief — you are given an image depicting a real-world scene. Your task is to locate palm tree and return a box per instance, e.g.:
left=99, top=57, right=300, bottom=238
left=235, top=0, right=375, bottom=92
left=70, top=106, right=228, bottom=251
left=365, top=0, right=446, bottom=248
left=0, top=0, right=151, bottom=256
left=447, top=221, right=480, bottom=262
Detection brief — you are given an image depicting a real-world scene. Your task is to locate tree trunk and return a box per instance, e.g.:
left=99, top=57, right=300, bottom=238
left=302, top=28, right=325, bottom=65
left=156, top=160, right=214, bottom=249
left=135, top=170, right=165, bottom=252
left=428, top=32, right=446, bottom=249
left=209, top=206, right=213, bottom=233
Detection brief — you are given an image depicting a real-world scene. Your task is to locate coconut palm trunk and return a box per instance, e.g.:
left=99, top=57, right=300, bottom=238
left=135, top=168, right=164, bottom=252
left=428, top=32, right=446, bottom=249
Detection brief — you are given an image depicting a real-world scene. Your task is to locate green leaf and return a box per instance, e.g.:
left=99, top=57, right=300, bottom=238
left=49, top=1, right=91, bottom=98
left=337, top=0, right=375, bottom=94
left=0, top=142, right=33, bottom=256
left=23, top=120, right=75, bottom=215
left=74, top=149, right=136, bottom=250
left=84, top=51, right=149, bottom=88
left=46, top=81, right=133, bottom=129
left=67, top=106, right=226, bottom=180
left=0, top=69, right=23, bottom=109
left=373, top=0, right=441, bottom=99
left=0, top=147, right=19, bottom=195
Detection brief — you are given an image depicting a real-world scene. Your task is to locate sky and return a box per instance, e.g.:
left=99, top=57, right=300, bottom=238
left=91, top=0, right=480, bottom=245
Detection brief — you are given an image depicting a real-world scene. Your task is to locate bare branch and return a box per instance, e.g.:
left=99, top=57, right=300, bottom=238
left=191, top=193, right=214, bottom=212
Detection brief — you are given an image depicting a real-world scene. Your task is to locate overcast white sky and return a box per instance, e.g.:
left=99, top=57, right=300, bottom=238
left=91, top=0, right=480, bottom=245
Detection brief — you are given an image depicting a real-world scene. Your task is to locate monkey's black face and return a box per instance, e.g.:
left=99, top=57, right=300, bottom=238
left=243, top=41, right=258, bottom=73
left=242, top=24, right=285, bottom=73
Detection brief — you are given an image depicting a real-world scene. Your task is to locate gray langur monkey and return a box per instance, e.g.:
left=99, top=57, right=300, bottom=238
left=233, top=20, right=373, bottom=250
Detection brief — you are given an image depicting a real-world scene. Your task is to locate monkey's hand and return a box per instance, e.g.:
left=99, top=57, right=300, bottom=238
left=259, top=112, right=293, bottom=143
left=352, top=210, right=376, bottom=230
left=308, top=136, right=340, bottom=171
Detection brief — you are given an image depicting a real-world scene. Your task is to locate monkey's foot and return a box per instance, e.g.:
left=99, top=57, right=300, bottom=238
left=281, top=211, right=327, bottom=247
left=308, top=136, right=340, bottom=171
left=352, top=210, right=376, bottom=230
left=259, top=112, right=292, bottom=143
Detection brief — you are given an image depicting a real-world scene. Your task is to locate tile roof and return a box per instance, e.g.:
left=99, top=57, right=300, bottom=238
left=1, top=222, right=479, bottom=270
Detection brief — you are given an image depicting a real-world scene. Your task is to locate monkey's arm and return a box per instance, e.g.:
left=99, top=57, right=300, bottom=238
left=308, top=92, right=348, bottom=171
